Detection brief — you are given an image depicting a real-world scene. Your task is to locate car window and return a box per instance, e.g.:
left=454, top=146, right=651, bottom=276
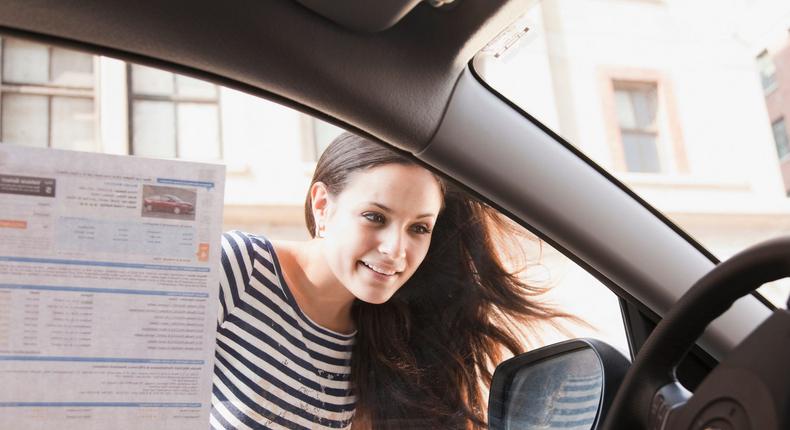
left=0, top=36, right=628, bottom=353
left=474, top=0, right=790, bottom=308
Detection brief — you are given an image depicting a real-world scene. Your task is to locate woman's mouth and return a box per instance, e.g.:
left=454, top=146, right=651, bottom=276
left=359, top=261, right=399, bottom=277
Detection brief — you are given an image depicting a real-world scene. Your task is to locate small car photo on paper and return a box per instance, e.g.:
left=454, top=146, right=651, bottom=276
left=141, top=184, right=197, bottom=221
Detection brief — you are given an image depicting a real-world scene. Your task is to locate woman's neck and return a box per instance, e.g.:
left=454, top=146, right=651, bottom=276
left=273, top=239, right=356, bottom=334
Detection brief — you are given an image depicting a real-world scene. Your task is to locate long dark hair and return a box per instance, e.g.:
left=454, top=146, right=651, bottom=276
left=305, top=133, right=575, bottom=429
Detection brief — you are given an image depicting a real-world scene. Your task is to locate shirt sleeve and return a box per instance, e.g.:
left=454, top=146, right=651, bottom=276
left=217, top=230, right=255, bottom=326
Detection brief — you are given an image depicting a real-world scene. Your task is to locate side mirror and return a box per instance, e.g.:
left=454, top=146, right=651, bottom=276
left=488, top=339, right=630, bottom=430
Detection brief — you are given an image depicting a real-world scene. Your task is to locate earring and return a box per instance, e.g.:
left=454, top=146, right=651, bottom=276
left=316, top=221, right=325, bottom=238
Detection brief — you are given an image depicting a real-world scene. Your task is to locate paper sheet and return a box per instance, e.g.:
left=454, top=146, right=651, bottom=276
left=0, top=144, right=225, bottom=429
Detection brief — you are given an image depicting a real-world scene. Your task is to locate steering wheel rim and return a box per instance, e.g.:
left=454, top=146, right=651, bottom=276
left=601, top=236, right=789, bottom=430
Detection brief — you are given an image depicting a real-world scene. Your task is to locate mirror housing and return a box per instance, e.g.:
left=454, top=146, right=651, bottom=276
left=488, top=339, right=630, bottom=430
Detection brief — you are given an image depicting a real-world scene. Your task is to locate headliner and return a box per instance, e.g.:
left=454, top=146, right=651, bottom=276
left=0, top=0, right=533, bottom=152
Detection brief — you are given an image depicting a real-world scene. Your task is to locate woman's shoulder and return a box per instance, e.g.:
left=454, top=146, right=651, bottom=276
left=222, top=230, right=277, bottom=263
left=223, top=229, right=269, bottom=243
left=268, top=238, right=301, bottom=258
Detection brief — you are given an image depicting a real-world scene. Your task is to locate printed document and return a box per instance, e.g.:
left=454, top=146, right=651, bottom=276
left=0, top=144, right=225, bottom=429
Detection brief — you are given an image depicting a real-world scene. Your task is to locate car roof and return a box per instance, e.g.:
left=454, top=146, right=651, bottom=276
left=0, top=0, right=772, bottom=359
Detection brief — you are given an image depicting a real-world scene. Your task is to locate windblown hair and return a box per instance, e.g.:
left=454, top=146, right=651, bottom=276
left=305, top=132, right=574, bottom=429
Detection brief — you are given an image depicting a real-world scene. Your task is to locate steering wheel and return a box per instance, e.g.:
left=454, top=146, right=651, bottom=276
left=601, top=237, right=790, bottom=430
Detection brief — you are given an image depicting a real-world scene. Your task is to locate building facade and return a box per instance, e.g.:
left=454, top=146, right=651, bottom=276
left=757, top=32, right=790, bottom=194
left=479, top=0, right=790, bottom=304
left=0, top=37, right=343, bottom=239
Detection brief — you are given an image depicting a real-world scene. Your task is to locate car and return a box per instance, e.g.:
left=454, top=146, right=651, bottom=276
left=143, top=194, right=195, bottom=215
left=1, top=0, right=788, bottom=429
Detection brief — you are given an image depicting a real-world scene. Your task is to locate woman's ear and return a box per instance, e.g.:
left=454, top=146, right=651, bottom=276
left=310, top=182, right=332, bottom=238
left=310, top=181, right=330, bottom=219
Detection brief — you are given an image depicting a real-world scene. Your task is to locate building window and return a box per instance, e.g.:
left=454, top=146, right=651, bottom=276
left=613, top=81, right=660, bottom=173
left=128, top=64, right=222, bottom=160
left=757, top=50, right=778, bottom=94
left=773, top=118, right=790, bottom=160
left=0, top=37, right=97, bottom=151
left=300, top=116, right=344, bottom=162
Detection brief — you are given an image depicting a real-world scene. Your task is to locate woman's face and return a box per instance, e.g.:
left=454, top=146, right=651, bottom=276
left=315, top=163, right=443, bottom=304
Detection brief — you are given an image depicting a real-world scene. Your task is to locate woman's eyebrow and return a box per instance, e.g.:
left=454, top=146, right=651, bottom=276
left=369, top=202, right=435, bottom=219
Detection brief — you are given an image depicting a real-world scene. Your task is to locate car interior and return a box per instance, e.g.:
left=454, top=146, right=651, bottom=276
left=1, top=0, right=788, bottom=428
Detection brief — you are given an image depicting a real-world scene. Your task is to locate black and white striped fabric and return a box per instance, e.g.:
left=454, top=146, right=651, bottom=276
left=543, top=373, right=601, bottom=429
left=211, top=231, right=356, bottom=429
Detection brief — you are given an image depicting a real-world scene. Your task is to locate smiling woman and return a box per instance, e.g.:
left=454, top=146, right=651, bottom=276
left=212, top=132, right=577, bottom=429
left=303, top=137, right=444, bottom=307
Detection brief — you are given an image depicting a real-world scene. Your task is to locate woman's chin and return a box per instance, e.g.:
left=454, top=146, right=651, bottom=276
left=350, top=287, right=397, bottom=305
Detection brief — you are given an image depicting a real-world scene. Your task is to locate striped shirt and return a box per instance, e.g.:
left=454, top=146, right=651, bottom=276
left=543, top=372, right=600, bottom=429
left=211, top=231, right=357, bottom=429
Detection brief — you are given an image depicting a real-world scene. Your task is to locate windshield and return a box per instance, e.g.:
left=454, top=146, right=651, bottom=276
left=474, top=0, right=790, bottom=308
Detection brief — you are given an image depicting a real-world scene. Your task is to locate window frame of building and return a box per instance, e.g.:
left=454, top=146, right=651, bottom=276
left=756, top=50, right=778, bottom=95
left=0, top=37, right=99, bottom=150
left=612, top=80, right=661, bottom=173
left=126, top=63, right=224, bottom=160
left=299, top=115, right=345, bottom=162
left=599, top=68, right=688, bottom=175
left=772, top=117, right=790, bottom=161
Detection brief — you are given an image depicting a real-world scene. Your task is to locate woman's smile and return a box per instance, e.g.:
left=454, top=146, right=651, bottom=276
left=358, top=260, right=401, bottom=278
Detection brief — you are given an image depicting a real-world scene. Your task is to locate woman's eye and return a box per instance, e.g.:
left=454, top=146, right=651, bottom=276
left=362, top=212, right=385, bottom=224
left=412, top=224, right=432, bottom=235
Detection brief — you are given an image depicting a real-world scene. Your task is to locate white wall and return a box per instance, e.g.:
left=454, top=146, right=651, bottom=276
left=481, top=0, right=790, bottom=239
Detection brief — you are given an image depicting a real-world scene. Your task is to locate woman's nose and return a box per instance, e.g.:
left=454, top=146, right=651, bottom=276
left=378, top=228, right=406, bottom=259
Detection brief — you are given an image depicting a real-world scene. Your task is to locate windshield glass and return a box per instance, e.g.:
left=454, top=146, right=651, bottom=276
left=474, top=0, right=790, bottom=307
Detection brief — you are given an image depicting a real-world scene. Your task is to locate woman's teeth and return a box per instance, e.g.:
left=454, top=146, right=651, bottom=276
left=361, top=261, right=396, bottom=276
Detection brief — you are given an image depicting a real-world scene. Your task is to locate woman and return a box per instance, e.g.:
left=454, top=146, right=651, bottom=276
left=211, top=132, right=571, bottom=429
